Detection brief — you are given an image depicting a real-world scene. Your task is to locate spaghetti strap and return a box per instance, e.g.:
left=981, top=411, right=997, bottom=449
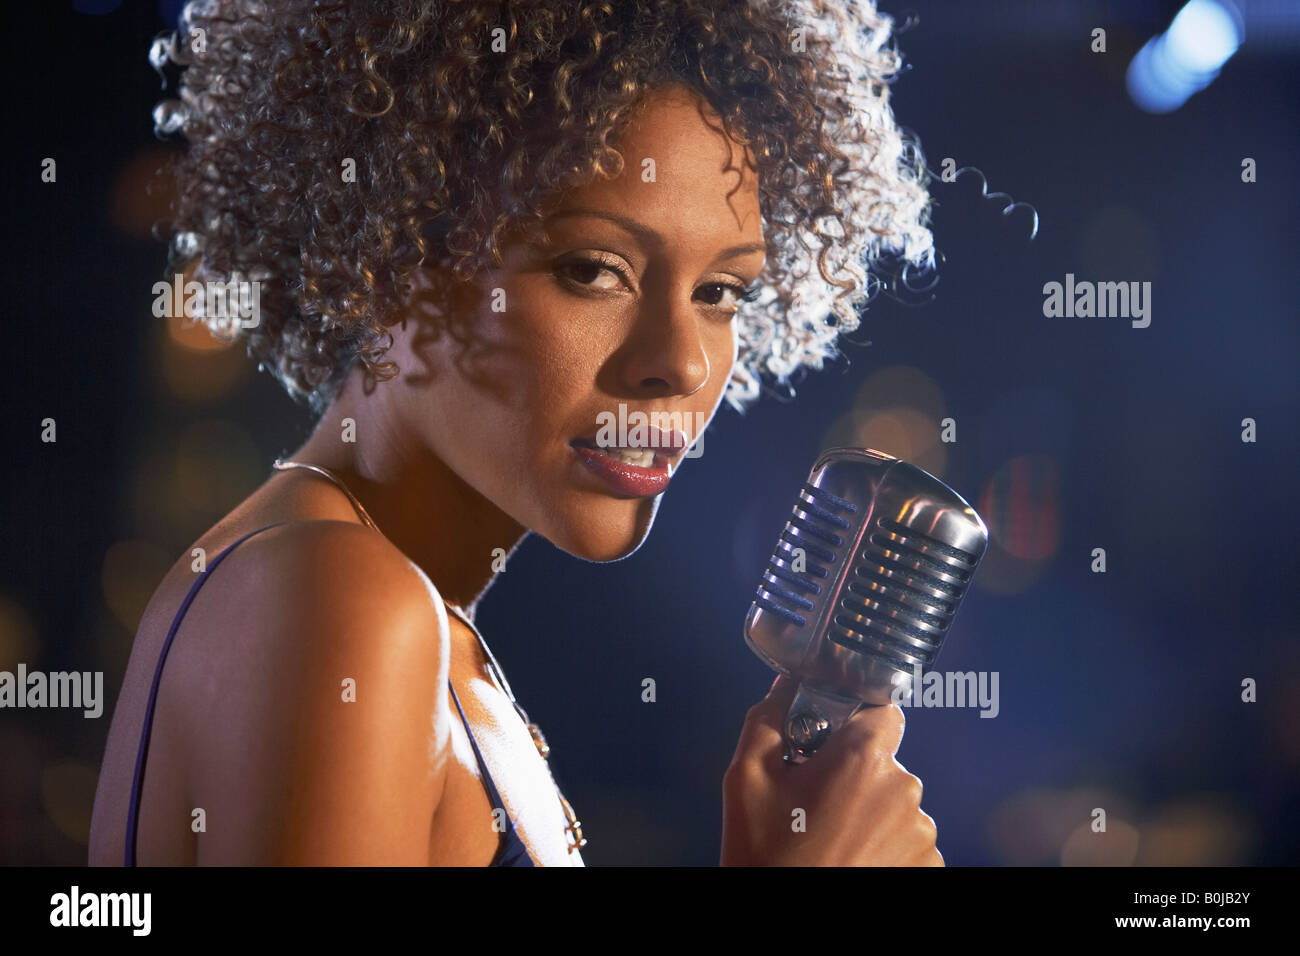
left=124, top=518, right=536, bottom=867
left=124, top=522, right=288, bottom=866
left=448, top=684, right=536, bottom=867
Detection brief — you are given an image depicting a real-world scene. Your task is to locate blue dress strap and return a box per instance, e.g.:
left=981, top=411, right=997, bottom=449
left=125, top=522, right=289, bottom=866
left=447, top=683, right=536, bottom=867
left=124, top=519, right=537, bottom=867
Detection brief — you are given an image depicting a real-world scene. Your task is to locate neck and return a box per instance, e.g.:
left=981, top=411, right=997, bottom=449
left=285, top=369, right=528, bottom=618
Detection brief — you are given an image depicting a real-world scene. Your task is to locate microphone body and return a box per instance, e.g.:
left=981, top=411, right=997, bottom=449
left=745, top=447, right=989, bottom=762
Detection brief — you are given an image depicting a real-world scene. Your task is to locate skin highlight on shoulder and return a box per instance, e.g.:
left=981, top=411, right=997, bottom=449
left=169, top=520, right=455, bottom=864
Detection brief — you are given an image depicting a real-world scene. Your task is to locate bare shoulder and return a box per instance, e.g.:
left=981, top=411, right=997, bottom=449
left=230, top=518, right=449, bottom=641
left=208, top=519, right=452, bottom=683
left=172, top=520, right=454, bottom=863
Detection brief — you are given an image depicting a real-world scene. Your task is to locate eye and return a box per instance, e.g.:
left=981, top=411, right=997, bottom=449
left=695, top=281, right=762, bottom=313
left=553, top=254, right=629, bottom=293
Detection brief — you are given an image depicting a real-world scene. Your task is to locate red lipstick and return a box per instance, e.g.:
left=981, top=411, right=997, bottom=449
left=569, top=438, right=672, bottom=497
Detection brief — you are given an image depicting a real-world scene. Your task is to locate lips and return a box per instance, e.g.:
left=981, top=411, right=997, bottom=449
left=568, top=423, right=690, bottom=497
left=571, top=440, right=659, bottom=468
left=569, top=442, right=670, bottom=496
left=570, top=424, right=691, bottom=461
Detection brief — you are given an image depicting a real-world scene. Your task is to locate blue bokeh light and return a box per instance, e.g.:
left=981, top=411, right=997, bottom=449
left=1127, top=0, right=1244, bottom=113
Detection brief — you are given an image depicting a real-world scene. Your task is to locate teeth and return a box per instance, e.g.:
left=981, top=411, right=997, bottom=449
left=592, top=446, right=656, bottom=467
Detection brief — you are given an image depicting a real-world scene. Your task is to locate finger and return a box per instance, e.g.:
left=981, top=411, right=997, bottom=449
left=816, top=701, right=907, bottom=763
left=733, top=673, right=800, bottom=764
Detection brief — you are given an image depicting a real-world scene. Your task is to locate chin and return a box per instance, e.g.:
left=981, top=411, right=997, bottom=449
left=546, top=498, right=660, bottom=563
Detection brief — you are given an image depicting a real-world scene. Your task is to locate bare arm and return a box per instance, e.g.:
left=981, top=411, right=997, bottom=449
left=186, top=521, right=452, bottom=865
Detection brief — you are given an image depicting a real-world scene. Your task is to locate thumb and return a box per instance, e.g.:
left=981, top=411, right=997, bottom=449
left=734, top=672, right=800, bottom=765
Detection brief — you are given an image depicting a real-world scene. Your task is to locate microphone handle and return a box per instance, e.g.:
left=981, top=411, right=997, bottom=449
left=783, top=682, right=868, bottom=764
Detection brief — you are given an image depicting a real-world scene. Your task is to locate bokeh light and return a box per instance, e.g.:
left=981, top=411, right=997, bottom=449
left=172, top=419, right=264, bottom=521
left=40, top=762, right=99, bottom=846
left=164, top=303, right=237, bottom=353
left=979, top=453, right=1060, bottom=562
left=101, top=539, right=173, bottom=632
left=1135, top=795, right=1253, bottom=865
left=987, top=786, right=1136, bottom=865
left=154, top=256, right=250, bottom=401
left=988, top=785, right=1257, bottom=866
left=973, top=454, right=1061, bottom=596
left=0, top=727, right=41, bottom=864
left=821, top=365, right=948, bottom=476
left=0, top=596, right=38, bottom=670
left=159, top=330, right=250, bottom=402
left=129, top=420, right=264, bottom=542
left=1078, top=204, right=1162, bottom=279
left=1060, top=817, right=1141, bottom=866
left=1127, top=0, right=1243, bottom=113
left=109, top=146, right=178, bottom=241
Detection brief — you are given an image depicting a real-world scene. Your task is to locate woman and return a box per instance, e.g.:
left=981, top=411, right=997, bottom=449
left=90, top=0, right=940, bottom=866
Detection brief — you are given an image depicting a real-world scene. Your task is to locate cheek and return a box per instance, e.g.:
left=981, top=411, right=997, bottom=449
left=437, top=279, right=611, bottom=462
left=436, top=282, right=593, bottom=406
left=499, top=274, right=624, bottom=405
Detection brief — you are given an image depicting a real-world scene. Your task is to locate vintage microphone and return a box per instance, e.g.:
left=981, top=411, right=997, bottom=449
left=744, top=447, right=989, bottom=763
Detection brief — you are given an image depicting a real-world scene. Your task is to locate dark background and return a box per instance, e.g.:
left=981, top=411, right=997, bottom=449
left=2, top=0, right=1297, bottom=865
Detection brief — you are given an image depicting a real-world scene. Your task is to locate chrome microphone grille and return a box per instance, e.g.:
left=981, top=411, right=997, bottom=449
left=754, top=482, right=858, bottom=628
left=830, top=516, right=981, bottom=669
left=744, top=447, right=988, bottom=760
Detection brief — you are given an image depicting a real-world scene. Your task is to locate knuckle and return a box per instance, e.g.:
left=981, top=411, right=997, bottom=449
left=869, top=744, right=899, bottom=774
left=722, top=758, right=745, bottom=788
left=723, top=756, right=760, bottom=794
left=902, top=771, right=924, bottom=805
left=837, top=723, right=878, bottom=764
left=882, top=702, right=906, bottom=734
left=845, top=732, right=888, bottom=770
left=912, top=807, right=939, bottom=846
left=850, top=703, right=905, bottom=746
left=918, top=811, right=938, bottom=840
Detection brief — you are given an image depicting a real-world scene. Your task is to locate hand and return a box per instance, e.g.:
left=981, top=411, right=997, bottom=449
left=720, top=674, right=943, bottom=866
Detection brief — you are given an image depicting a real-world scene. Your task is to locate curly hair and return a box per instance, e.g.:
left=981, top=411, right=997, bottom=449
left=151, top=0, right=935, bottom=416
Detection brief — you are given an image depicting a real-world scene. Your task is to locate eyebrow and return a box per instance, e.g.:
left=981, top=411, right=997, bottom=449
left=545, top=207, right=766, bottom=262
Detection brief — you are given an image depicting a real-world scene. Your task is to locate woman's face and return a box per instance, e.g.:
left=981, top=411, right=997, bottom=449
left=394, top=83, right=766, bottom=561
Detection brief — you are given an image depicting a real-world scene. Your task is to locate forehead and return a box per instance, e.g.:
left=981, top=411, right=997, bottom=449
left=546, top=84, right=764, bottom=245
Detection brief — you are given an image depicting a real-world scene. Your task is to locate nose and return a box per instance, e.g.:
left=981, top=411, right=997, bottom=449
left=618, top=278, right=712, bottom=398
